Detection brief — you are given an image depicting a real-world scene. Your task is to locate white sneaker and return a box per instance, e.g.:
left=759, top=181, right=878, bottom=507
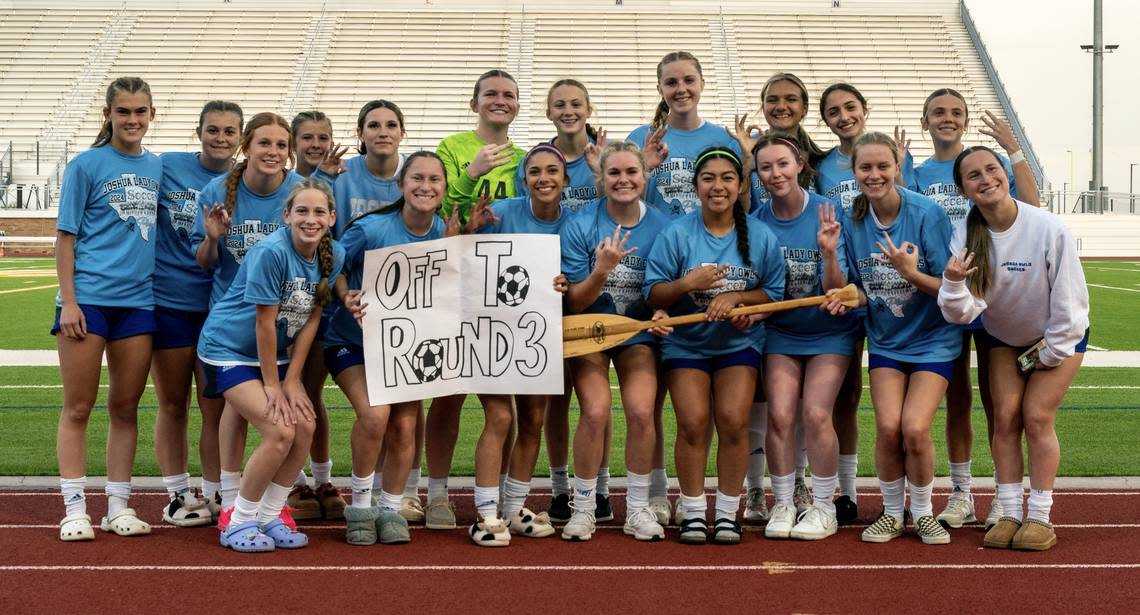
left=985, top=495, right=1003, bottom=530
left=672, top=502, right=688, bottom=526
left=648, top=496, right=671, bottom=526
left=623, top=507, right=665, bottom=541
left=561, top=509, right=596, bottom=541
left=398, top=495, right=425, bottom=524
left=743, top=487, right=770, bottom=522
left=937, top=491, right=976, bottom=529
left=789, top=505, right=837, bottom=540
left=764, top=502, right=796, bottom=539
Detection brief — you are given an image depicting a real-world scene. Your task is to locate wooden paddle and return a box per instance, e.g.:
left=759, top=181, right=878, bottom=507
left=562, top=283, right=860, bottom=358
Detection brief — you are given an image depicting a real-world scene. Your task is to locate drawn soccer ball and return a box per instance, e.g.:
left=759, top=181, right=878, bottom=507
left=496, top=265, right=530, bottom=307
left=411, top=339, right=444, bottom=383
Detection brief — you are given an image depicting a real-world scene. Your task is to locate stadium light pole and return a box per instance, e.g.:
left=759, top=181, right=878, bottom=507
left=1081, top=0, right=1119, bottom=214
left=1130, top=163, right=1137, bottom=213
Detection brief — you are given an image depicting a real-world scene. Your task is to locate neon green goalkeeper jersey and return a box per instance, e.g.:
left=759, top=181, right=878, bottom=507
left=436, top=130, right=525, bottom=221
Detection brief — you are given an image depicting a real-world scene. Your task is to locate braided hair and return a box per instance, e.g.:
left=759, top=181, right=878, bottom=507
left=225, top=112, right=293, bottom=218
left=693, top=147, right=750, bottom=267
left=283, top=178, right=336, bottom=307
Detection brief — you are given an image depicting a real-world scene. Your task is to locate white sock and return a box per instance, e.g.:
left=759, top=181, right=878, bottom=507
left=771, top=473, right=795, bottom=506
left=997, top=482, right=1024, bottom=520
left=311, top=460, right=333, bottom=487
left=220, top=470, right=241, bottom=509
left=649, top=468, right=668, bottom=498
left=256, top=482, right=291, bottom=525
left=949, top=461, right=972, bottom=496
left=680, top=493, right=706, bottom=518
left=811, top=473, right=838, bottom=513
left=294, top=469, right=308, bottom=487
left=404, top=466, right=421, bottom=498
left=378, top=490, right=402, bottom=512
left=351, top=473, right=373, bottom=508
left=61, top=476, right=86, bottom=517
left=626, top=471, right=650, bottom=513
left=201, top=479, right=221, bottom=500
left=231, top=494, right=259, bottom=526
left=597, top=467, right=611, bottom=497
left=498, top=473, right=509, bottom=508
left=428, top=477, right=448, bottom=502
left=550, top=466, right=570, bottom=496
left=105, top=481, right=131, bottom=518
left=794, top=414, right=808, bottom=479
left=838, top=454, right=858, bottom=502
left=1026, top=488, right=1053, bottom=524
left=714, top=490, right=740, bottom=519
left=909, top=480, right=934, bottom=519
left=501, top=477, right=530, bottom=519
left=474, top=485, right=500, bottom=520
left=880, top=477, right=906, bottom=521
left=372, top=472, right=384, bottom=491
left=573, top=476, right=597, bottom=514
left=746, top=402, right=767, bottom=491
left=162, top=472, right=191, bottom=499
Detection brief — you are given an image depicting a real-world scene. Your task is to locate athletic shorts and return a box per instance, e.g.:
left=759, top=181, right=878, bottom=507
left=983, top=328, right=1090, bottom=355
left=663, top=347, right=762, bottom=375
left=199, top=361, right=289, bottom=399
left=867, top=354, right=955, bottom=381
left=51, top=305, right=155, bottom=341
left=323, top=344, right=364, bottom=379
left=316, top=310, right=332, bottom=341
left=153, top=306, right=208, bottom=350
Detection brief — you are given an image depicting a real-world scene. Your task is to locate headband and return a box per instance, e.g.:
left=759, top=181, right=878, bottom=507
left=524, top=143, right=567, bottom=168
left=694, top=147, right=741, bottom=170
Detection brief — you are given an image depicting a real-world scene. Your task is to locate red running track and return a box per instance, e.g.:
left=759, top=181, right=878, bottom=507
left=2, top=488, right=1139, bottom=614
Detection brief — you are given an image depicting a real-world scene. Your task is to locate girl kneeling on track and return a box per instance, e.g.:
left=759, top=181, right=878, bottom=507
left=560, top=141, right=672, bottom=542
left=821, top=132, right=959, bottom=546
left=55, top=77, right=162, bottom=542
left=327, top=151, right=451, bottom=546
left=644, top=147, right=784, bottom=544
left=750, top=135, right=855, bottom=541
left=197, top=179, right=345, bottom=552
left=938, top=146, right=1088, bottom=552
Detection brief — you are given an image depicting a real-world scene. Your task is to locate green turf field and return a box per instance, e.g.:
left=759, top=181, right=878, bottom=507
left=1, top=258, right=1137, bottom=477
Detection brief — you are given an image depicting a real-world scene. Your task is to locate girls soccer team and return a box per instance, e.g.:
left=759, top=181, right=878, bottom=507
left=51, top=50, right=1089, bottom=554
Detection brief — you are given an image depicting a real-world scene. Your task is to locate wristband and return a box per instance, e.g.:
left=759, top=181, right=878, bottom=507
left=1009, top=150, right=1026, bottom=165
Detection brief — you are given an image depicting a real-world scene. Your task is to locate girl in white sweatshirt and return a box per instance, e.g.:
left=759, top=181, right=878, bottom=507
left=937, top=146, right=1089, bottom=552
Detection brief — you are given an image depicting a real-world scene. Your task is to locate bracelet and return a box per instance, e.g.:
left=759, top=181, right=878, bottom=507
left=1010, top=150, right=1026, bottom=165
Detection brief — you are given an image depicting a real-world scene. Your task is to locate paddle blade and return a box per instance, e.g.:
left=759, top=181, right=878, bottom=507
left=835, top=283, right=860, bottom=308
left=562, top=313, right=641, bottom=358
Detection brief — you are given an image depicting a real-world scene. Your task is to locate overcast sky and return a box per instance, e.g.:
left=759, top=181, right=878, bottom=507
left=966, top=0, right=1139, bottom=194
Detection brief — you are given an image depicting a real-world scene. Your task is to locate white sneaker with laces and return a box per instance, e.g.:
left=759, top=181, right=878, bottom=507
left=623, top=507, right=665, bottom=541
left=561, top=509, right=596, bottom=541
left=764, top=502, right=797, bottom=539
left=789, top=505, right=838, bottom=540
left=648, top=496, right=671, bottom=526
left=937, top=491, right=976, bottom=529
left=743, top=487, right=770, bottom=522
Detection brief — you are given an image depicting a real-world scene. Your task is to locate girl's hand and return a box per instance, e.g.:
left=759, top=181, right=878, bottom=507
left=875, top=232, right=920, bottom=279
left=728, top=113, right=761, bottom=161
left=204, top=203, right=232, bottom=241
left=816, top=202, right=841, bottom=255
left=820, top=286, right=858, bottom=316
left=58, top=303, right=87, bottom=340
left=263, top=383, right=290, bottom=426
left=463, top=194, right=499, bottom=234
left=283, top=378, right=315, bottom=422
left=647, top=309, right=673, bottom=337
left=979, top=111, right=1020, bottom=155
left=893, top=125, right=911, bottom=161
left=944, top=248, right=978, bottom=283
left=642, top=126, right=670, bottom=170
left=584, top=127, right=608, bottom=176
left=467, top=143, right=515, bottom=179
left=705, top=291, right=741, bottom=321
left=319, top=143, right=350, bottom=177
left=444, top=209, right=461, bottom=238
left=552, top=274, right=570, bottom=295
left=594, top=226, right=635, bottom=274
left=682, top=263, right=729, bottom=292
left=345, top=289, right=368, bottom=326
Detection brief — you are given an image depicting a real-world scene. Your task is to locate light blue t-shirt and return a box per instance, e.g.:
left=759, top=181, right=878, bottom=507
left=198, top=227, right=344, bottom=366
left=752, top=190, right=858, bottom=356
left=332, top=154, right=404, bottom=238
left=815, top=147, right=918, bottom=216
left=190, top=170, right=303, bottom=306
left=154, top=152, right=228, bottom=312
left=325, top=210, right=446, bottom=349
left=560, top=199, right=671, bottom=347
left=514, top=145, right=598, bottom=215
left=842, top=187, right=960, bottom=363
left=56, top=145, right=161, bottom=309
left=748, top=172, right=772, bottom=215
left=479, top=196, right=567, bottom=236
left=626, top=122, right=742, bottom=218
left=644, top=212, right=784, bottom=361
left=914, top=153, right=1017, bottom=228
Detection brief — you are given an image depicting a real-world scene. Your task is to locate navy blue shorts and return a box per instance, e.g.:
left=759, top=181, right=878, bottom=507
left=153, top=306, right=208, bottom=350
left=663, top=347, right=762, bottom=375
left=867, top=354, right=955, bottom=381
left=199, top=362, right=289, bottom=399
left=984, top=328, right=1090, bottom=354
left=51, top=305, right=156, bottom=341
left=316, top=310, right=332, bottom=341
left=323, top=344, right=365, bottom=379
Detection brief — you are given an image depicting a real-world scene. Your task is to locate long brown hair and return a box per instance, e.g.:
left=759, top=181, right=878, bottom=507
left=751, top=132, right=816, bottom=190
left=650, top=51, right=703, bottom=131
left=759, top=72, right=825, bottom=164
left=93, top=77, right=152, bottom=147
left=224, top=112, right=294, bottom=218
left=953, top=145, right=1003, bottom=297
left=848, top=131, right=900, bottom=222
left=283, top=178, right=336, bottom=307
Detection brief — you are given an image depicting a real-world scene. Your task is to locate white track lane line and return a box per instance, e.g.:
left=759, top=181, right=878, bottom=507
left=2, top=490, right=1140, bottom=497
left=2, top=564, right=1139, bottom=572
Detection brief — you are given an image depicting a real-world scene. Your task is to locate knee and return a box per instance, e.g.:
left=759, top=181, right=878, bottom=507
left=1022, top=409, right=1056, bottom=443
left=60, top=400, right=96, bottom=425
left=992, top=408, right=1022, bottom=438
left=876, top=424, right=902, bottom=450
left=106, top=398, right=141, bottom=423
left=578, top=406, right=609, bottom=432
left=624, top=407, right=653, bottom=433
left=901, top=422, right=931, bottom=452
left=767, top=412, right=794, bottom=441
left=357, top=413, right=387, bottom=442
left=483, top=408, right=513, bottom=436
left=717, top=419, right=747, bottom=447
left=516, top=412, right=544, bottom=441
left=261, top=423, right=296, bottom=455
left=676, top=419, right=707, bottom=446
left=801, top=406, right=832, bottom=435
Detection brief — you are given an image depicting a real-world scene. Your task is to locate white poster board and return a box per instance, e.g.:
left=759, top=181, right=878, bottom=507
left=361, top=234, right=563, bottom=405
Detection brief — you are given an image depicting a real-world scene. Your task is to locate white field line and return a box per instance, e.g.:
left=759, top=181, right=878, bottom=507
left=2, top=563, right=1139, bottom=572
left=1088, top=283, right=1140, bottom=293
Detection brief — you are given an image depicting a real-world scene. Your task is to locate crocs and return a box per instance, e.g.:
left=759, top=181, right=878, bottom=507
left=261, top=518, right=308, bottom=549
left=100, top=508, right=151, bottom=536
left=59, top=513, right=94, bottom=542
left=220, top=519, right=275, bottom=553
